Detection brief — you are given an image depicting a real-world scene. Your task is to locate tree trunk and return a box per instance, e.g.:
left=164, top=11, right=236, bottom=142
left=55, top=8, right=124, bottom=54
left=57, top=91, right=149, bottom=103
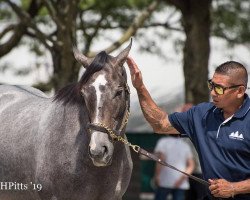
left=181, top=1, right=212, bottom=104
left=50, top=0, right=81, bottom=91
left=51, top=49, right=80, bottom=91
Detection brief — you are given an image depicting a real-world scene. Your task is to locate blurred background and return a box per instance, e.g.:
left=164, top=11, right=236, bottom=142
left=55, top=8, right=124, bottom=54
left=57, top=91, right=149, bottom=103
left=1, top=0, right=250, bottom=199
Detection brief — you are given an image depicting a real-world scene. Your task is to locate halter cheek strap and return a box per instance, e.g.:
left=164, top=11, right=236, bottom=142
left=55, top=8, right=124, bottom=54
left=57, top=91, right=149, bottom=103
left=115, top=83, right=130, bottom=134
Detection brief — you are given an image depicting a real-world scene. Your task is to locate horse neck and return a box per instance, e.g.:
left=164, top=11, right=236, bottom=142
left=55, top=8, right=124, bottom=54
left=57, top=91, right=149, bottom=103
left=49, top=102, right=89, bottom=138
left=47, top=102, right=90, bottom=154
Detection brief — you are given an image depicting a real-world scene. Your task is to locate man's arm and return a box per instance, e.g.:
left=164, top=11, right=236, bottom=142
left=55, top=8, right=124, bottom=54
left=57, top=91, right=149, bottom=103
left=233, top=179, right=250, bottom=196
left=126, top=57, right=179, bottom=134
left=174, top=157, right=195, bottom=188
left=209, top=178, right=250, bottom=198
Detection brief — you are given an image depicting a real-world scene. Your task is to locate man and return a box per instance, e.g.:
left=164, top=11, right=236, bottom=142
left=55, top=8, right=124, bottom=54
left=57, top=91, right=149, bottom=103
left=126, top=57, right=250, bottom=200
left=154, top=135, right=194, bottom=200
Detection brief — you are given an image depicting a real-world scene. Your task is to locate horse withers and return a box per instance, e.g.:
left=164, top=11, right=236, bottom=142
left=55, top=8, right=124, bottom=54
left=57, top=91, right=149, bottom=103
left=0, top=40, right=133, bottom=200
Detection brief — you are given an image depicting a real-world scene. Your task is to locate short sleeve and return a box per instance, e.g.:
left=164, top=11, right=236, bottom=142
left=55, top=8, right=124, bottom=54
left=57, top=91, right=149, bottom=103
left=154, top=138, right=166, bottom=153
left=168, top=103, right=214, bottom=138
left=168, top=109, right=195, bottom=138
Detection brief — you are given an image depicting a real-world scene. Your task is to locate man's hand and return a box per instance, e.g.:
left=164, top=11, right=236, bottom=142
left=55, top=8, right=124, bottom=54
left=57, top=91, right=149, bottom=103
left=126, top=56, right=144, bottom=90
left=209, top=179, right=235, bottom=198
left=174, top=176, right=186, bottom=188
left=154, top=176, right=160, bottom=187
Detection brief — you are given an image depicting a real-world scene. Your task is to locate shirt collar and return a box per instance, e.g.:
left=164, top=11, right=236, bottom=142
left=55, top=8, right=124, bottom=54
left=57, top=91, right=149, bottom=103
left=233, top=94, right=250, bottom=118
left=212, top=94, right=250, bottom=119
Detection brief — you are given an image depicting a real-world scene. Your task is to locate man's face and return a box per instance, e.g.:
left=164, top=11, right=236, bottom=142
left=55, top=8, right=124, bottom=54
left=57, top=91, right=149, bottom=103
left=209, top=73, right=241, bottom=109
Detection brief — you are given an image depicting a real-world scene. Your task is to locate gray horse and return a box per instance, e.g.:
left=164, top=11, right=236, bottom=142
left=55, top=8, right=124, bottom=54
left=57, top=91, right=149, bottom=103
left=0, top=41, right=133, bottom=200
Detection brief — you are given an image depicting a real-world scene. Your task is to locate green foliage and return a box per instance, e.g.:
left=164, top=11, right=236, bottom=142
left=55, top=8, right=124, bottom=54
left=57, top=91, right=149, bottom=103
left=21, top=0, right=32, bottom=10
left=80, top=0, right=154, bottom=20
left=212, top=0, right=250, bottom=44
left=79, top=0, right=153, bottom=10
left=78, top=0, right=158, bottom=38
left=0, top=0, right=165, bottom=90
left=29, top=40, right=45, bottom=57
left=128, top=0, right=154, bottom=9
left=38, top=6, right=49, bottom=16
left=0, top=9, right=11, bottom=20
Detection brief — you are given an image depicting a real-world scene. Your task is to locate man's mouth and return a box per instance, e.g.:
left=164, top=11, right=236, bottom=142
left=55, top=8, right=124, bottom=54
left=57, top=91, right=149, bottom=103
left=212, top=99, right=219, bottom=104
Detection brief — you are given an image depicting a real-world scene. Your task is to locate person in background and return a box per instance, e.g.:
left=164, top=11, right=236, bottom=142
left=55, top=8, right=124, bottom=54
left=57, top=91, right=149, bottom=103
left=154, top=135, right=195, bottom=200
left=126, top=57, right=250, bottom=200
left=184, top=137, right=207, bottom=200
left=176, top=104, right=207, bottom=200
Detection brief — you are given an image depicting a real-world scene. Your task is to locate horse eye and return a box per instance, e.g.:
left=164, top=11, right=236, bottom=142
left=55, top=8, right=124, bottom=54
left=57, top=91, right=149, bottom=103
left=114, top=89, right=123, bottom=98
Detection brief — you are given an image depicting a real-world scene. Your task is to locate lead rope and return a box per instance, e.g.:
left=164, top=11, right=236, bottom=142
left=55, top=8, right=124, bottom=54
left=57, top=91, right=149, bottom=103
left=89, top=114, right=226, bottom=199
left=92, top=118, right=210, bottom=187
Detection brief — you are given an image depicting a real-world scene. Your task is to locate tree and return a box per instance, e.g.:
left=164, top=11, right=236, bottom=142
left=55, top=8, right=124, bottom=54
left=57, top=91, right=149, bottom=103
left=4, top=0, right=240, bottom=105
left=0, top=0, right=159, bottom=91
left=212, top=0, right=250, bottom=48
left=165, top=0, right=212, bottom=104
left=130, top=0, right=212, bottom=104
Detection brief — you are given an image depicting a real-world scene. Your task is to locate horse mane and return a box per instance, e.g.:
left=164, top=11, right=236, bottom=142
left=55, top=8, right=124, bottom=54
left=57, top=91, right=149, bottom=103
left=53, top=51, right=110, bottom=105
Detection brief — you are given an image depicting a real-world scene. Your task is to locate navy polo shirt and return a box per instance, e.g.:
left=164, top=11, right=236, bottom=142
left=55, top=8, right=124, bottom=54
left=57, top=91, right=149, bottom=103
left=169, top=95, right=250, bottom=200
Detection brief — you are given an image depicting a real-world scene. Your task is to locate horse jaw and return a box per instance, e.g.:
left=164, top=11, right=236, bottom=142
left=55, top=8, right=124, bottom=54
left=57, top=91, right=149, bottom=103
left=89, top=131, right=114, bottom=167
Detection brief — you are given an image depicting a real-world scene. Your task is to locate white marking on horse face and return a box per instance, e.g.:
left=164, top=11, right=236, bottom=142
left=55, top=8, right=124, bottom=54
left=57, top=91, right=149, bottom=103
left=91, top=74, right=107, bottom=123
left=89, top=132, right=98, bottom=149
left=89, top=131, right=113, bottom=166
left=89, top=74, right=114, bottom=167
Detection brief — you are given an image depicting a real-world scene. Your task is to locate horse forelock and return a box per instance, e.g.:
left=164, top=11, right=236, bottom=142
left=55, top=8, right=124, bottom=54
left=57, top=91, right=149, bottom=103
left=79, top=51, right=111, bottom=85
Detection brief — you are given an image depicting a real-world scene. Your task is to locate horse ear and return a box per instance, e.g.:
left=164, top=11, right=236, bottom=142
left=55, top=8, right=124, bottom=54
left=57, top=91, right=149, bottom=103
left=73, top=47, right=91, bottom=68
left=115, top=38, right=132, bottom=67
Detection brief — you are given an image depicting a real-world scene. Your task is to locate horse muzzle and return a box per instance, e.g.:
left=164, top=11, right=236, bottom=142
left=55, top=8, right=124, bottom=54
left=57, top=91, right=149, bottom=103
left=88, top=131, right=114, bottom=167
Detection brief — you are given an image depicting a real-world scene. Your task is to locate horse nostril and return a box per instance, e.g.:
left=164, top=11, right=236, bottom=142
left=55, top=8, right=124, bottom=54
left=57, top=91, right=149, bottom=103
left=88, top=146, right=93, bottom=157
left=103, top=145, right=108, bottom=154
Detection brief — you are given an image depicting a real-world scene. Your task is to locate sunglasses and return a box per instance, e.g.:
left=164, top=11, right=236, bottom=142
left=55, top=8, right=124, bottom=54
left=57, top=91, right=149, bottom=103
left=207, top=79, right=243, bottom=95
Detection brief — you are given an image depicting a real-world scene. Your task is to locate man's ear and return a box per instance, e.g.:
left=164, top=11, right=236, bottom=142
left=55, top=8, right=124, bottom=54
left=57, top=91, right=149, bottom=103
left=237, top=86, right=246, bottom=98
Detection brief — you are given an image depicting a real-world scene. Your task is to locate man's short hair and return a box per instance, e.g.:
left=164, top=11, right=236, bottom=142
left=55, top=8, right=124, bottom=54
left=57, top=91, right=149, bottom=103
left=215, top=61, right=248, bottom=86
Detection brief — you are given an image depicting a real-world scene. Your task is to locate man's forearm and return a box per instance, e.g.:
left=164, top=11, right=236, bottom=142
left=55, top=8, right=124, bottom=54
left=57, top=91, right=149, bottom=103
left=136, top=85, right=173, bottom=133
left=126, top=56, right=178, bottom=133
left=233, top=179, right=250, bottom=196
left=175, top=158, right=195, bottom=187
left=185, top=158, right=195, bottom=175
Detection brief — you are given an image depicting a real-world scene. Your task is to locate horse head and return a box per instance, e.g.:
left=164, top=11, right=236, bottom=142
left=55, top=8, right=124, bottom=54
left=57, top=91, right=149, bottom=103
left=73, top=40, right=132, bottom=167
